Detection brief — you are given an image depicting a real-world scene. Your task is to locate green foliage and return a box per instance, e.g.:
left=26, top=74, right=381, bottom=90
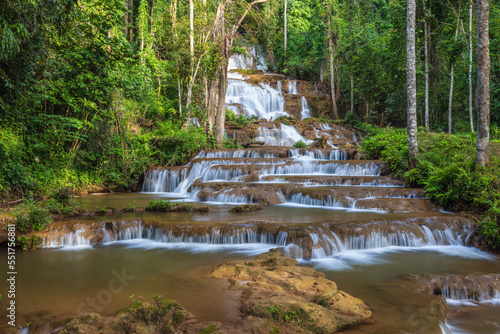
left=225, top=109, right=251, bottom=128
left=17, top=235, right=43, bottom=251
left=363, top=127, right=500, bottom=248
left=292, top=140, right=309, bottom=148
left=200, top=324, right=220, bottom=334
left=223, top=138, right=244, bottom=149
left=146, top=199, right=174, bottom=212
left=152, top=124, right=207, bottom=165
left=479, top=205, right=500, bottom=250
left=125, top=203, right=136, bottom=212
left=14, top=199, right=52, bottom=232
left=362, top=128, right=409, bottom=177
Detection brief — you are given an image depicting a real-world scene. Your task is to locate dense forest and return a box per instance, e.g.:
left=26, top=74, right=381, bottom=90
left=1, top=0, right=499, bottom=221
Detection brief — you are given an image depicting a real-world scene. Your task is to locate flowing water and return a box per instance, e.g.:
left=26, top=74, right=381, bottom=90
left=2, top=48, right=499, bottom=334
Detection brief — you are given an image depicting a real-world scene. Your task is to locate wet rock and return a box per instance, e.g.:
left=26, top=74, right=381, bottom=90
left=229, top=204, right=263, bottom=213
left=210, top=251, right=372, bottom=333
left=60, top=298, right=195, bottom=334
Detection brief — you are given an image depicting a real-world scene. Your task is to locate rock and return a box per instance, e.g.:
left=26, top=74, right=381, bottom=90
left=210, top=251, right=372, bottom=333
left=229, top=204, right=263, bottom=213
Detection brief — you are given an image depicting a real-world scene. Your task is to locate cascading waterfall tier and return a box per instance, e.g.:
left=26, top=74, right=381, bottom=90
left=41, top=218, right=473, bottom=260
left=417, top=274, right=500, bottom=305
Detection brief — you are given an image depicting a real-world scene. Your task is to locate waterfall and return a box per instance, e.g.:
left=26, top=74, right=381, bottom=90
left=142, top=168, right=188, bottom=193
left=288, top=81, right=298, bottom=94
left=41, top=219, right=474, bottom=261
left=255, top=124, right=313, bottom=146
left=225, top=79, right=287, bottom=120
left=300, top=97, right=312, bottom=119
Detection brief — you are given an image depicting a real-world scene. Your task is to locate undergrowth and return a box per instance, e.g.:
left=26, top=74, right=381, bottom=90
left=362, top=126, right=500, bottom=249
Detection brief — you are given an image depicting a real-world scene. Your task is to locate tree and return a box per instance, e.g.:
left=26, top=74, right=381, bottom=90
left=284, top=0, right=288, bottom=55
left=469, top=0, right=475, bottom=132
left=212, top=0, right=270, bottom=148
left=407, top=0, right=418, bottom=161
left=476, top=0, right=490, bottom=166
left=327, top=0, right=339, bottom=119
left=424, top=0, right=430, bottom=131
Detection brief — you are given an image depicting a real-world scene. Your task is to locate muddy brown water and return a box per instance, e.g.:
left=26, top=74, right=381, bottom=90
left=1, top=193, right=499, bottom=333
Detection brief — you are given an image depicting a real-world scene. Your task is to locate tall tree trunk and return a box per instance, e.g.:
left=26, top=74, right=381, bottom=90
left=448, top=23, right=459, bottom=134
left=178, top=76, right=182, bottom=117
left=476, top=0, right=490, bottom=166
left=190, top=0, right=194, bottom=67
left=216, top=60, right=228, bottom=148
left=284, top=0, right=287, bottom=55
left=212, top=0, right=270, bottom=148
left=407, top=0, right=418, bottom=161
left=448, top=66, right=455, bottom=134
left=150, top=0, right=155, bottom=35
left=185, top=0, right=195, bottom=110
left=350, top=70, right=354, bottom=114
left=207, top=69, right=220, bottom=135
left=124, top=0, right=129, bottom=38
left=128, top=0, right=134, bottom=42
left=424, top=0, right=430, bottom=131
left=469, top=0, right=475, bottom=132
left=327, top=1, right=339, bottom=119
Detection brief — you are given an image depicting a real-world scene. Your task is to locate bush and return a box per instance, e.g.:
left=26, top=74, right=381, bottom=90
left=46, top=185, right=81, bottom=215
left=146, top=199, right=174, bottom=211
left=292, top=140, right=309, bottom=148
left=50, top=186, right=74, bottom=206
left=223, top=138, right=243, bottom=149
left=14, top=199, right=52, bottom=231
left=362, top=126, right=500, bottom=249
left=225, top=109, right=250, bottom=127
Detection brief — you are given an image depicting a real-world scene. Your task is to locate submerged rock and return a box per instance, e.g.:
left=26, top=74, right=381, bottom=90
left=229, top=204, right=263, bottom=212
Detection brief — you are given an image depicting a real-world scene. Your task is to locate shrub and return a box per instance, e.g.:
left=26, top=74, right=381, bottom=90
left=50, top=186, right=74, bottom=206
left=292, top=140, right=309, bottom=148
left=223, top=138, right=243, bottom=149
left=14, top=198, right=52, bottom=231
left=361, top=126, right=500, bottom=248
left=146, top=199, right=174, bottom=211
left=225, top=109, right=250, bottom=127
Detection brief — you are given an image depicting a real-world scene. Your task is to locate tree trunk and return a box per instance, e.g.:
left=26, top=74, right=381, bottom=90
left=327, top=1, right=339, bottom=119
left=190, top=0, right=194, bottom=68
left=448, top=65, right=455, bottom=134
left=469, top=0, right=474, bottom=132
left=476, top=0, right=490, bottom=166
left=448, top=23, right=459, bottom=134
left=424, top=0, right=430, bottom=131
left=212, top=0, right=269, bottom=148
left=350, top=70, right=354, bottom=114
left=178, top=76, right=182, bottom=117
left=284, top=0, right=287, bottom=55
left=185, top=0, right=195, bottom=110
left=407, top=0, right=418, bottom=161
left=216, top=62, right=228, bottom=148
left=124, top=0, right=129, bottom=38
left=150, top=0, right=155, bottom=35
left=128, top=0, right=134, bottom=42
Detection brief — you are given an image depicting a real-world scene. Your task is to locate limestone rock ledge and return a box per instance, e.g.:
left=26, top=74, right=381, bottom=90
left=210, top=250, right=372, bottom=333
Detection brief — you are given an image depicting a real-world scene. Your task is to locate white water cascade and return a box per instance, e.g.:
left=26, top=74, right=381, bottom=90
left=41, top=220, right=474, bottom=261
left=255, top=124, right=313, bottom=146
left=300, top=97, right=312, bottom=119
left=288, top=81, right=298, bottom=94
left=225, top=80, right=287, bottom=120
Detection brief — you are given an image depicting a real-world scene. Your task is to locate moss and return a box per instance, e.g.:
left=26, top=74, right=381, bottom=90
left=199, top=324, right=220, bottom=334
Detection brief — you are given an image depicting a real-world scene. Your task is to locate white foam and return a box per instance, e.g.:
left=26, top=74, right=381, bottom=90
left=300, top=97, right=312, bottom=119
